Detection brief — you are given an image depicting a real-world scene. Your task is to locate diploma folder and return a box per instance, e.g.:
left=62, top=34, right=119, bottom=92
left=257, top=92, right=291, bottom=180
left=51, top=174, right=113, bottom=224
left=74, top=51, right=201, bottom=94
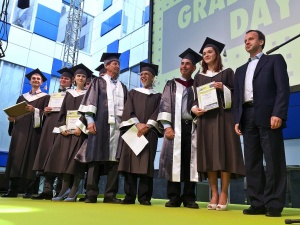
left=3, top=101, right=30, bottom=117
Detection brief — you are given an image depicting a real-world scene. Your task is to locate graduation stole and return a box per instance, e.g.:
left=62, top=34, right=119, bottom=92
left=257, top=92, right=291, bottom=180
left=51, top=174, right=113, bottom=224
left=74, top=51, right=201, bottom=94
left=174, top=78, right=194, bottom=88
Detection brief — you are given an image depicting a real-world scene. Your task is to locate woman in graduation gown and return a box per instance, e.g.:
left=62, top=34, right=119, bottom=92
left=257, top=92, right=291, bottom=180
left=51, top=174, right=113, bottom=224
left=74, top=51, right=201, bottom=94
left=44, top=64, right=92, bottom=201
left=191, top=38, right=245, bottom=210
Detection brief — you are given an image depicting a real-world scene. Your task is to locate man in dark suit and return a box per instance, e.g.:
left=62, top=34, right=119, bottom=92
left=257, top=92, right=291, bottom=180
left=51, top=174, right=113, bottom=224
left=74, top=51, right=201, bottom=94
left=233, top=30, right=290, bottom=217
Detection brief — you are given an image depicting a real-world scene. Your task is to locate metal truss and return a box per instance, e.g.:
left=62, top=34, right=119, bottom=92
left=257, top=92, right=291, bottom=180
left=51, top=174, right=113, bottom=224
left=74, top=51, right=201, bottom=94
left=62, top=0, right=85, bottom=68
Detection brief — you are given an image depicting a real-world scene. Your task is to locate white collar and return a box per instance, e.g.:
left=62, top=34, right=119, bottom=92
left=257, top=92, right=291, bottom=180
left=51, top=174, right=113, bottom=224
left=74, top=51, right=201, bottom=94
left=200, top=68, right=226, bottom=77
left=134, top=87, right=158, bottom=95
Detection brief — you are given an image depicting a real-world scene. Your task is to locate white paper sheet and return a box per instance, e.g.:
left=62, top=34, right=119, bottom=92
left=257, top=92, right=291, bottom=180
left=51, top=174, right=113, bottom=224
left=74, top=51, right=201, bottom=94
left=121, top=125, right=148, bottom=156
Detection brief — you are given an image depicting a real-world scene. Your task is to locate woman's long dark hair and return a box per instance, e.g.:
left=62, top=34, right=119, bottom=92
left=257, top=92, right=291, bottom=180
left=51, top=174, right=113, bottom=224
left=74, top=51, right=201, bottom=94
left=201, top=45, right=223, bottom=73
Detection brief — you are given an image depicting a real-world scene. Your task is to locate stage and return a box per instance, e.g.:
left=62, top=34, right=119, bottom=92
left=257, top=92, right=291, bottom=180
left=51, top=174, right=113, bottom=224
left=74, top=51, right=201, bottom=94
left=1, top=197, right=300, bottom=225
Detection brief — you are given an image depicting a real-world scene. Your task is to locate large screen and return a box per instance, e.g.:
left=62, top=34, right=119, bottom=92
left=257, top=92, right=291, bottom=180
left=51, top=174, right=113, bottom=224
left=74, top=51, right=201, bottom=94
left=151, top=0, right=300, bottom=92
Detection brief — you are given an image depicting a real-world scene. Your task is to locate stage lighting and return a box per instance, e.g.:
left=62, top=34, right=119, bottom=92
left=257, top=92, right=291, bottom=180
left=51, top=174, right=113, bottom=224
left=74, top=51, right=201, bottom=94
left=17, top=0, right=30, bottom=9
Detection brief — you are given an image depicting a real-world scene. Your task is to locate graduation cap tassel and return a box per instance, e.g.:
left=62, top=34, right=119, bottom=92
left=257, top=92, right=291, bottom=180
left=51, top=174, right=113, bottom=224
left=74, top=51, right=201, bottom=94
left=223, top=49, right=227, bottom=57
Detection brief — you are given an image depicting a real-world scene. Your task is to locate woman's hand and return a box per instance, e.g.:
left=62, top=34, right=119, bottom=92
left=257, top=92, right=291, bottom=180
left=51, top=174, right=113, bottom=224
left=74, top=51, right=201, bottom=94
left=213, top=82, right=223, bottom=90
left=191, top=107, right=206, bottom=117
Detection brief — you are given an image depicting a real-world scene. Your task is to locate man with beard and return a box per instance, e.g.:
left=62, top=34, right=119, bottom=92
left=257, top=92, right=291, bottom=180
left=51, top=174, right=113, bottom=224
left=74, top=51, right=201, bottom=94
left=117, top=62, right=162, bottom=205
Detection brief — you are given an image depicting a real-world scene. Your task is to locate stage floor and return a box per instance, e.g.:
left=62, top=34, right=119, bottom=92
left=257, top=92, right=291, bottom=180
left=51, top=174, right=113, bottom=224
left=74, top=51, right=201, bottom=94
left=1, top=197, right=300, bottom=225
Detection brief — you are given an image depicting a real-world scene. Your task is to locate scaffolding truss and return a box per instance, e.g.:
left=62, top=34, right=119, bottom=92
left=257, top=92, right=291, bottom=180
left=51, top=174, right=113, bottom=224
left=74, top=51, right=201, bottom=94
left=62, top=0, right=85, bottom=68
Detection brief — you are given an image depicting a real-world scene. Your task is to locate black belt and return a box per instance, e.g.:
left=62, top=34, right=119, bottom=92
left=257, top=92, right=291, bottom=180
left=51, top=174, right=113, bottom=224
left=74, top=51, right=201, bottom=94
left=243, top=101, right=254, bottom=108
left=182, top=120, right=192, bottom=124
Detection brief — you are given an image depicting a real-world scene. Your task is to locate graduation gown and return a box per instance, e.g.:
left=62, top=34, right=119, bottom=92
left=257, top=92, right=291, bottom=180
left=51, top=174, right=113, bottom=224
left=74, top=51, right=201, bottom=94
left=5, top=92, right=50, bottom=180
left=117, top=88, right=163, bottom=177
left=192, top=68, right=245, bottom=177
left=78, top=75, right=128, bottom=162
left=43, top=89, right=87, bottom=178
left=157, top=79, right=198, bottom=182
left=33, top=91, right=68, bottom=171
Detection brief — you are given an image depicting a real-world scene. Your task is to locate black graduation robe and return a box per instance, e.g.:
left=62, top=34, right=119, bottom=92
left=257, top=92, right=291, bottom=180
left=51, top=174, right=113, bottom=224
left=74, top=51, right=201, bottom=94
left=5, top=92, right=50, bottom=180
left=157, top=79, right=198, bottom=182
left=78, top=75, right=128, bottom=162
left=33, top=90, right=68, bottom=171
left=117, top=88, right=163, bottom=177
left=43, top=89, right=87, bottom=178
left=192, top=68, right=245, bottom=178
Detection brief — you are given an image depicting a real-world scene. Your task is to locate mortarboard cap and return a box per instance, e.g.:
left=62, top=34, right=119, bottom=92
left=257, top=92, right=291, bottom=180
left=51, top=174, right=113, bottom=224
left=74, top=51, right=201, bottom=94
left=100, top=53, right=121, bottom=65
left=57, top=67, right=73, bottom=80
left=179, top=48, right=202, bottom=65
left=87, top=74, right=98, bottom=81
left=140, top=62, right=159, bottom=76
left=70, top=63, right=93, bottom=78
left=199, top=37, right=225, bottom=55
left=25, top=68, right=47, bottom=82
left=95, top=64, right=106, bottom=74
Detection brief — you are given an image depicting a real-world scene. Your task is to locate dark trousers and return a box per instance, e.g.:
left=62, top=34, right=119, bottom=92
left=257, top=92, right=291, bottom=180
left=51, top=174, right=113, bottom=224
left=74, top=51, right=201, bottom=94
left=167, top=122, right=196, bottom=203
left=241, top=107, right=287, bottom=210
left=123, top=172, right=153, bottom=202
left=86, top=161, right=119, bottom=197
left=43, top=175, right=62, bottom=195
left=9, top=177, right=36, bottom=194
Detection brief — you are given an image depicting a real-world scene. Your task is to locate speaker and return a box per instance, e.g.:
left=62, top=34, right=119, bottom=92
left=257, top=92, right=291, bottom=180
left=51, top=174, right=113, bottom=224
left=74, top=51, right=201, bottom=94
left=17, top=0, right=30, bottom=9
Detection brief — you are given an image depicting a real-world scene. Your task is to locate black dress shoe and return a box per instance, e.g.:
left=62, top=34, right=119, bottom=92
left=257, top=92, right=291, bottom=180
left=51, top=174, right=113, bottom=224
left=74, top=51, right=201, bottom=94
left=183, top=201, right=199, bottom=209
left=243, top=206, right=266, bottom=215
left=140, top=200, right=151, bottom=206
left=165, top=200, right=181, bottom=207
left=103, top=196, right=122, bottom=204
left=265, top=208, right=282, bottom=217
left=1, top=192, right=18, bottom=198
left=84, top=196, right=97, bottom=203
left=78, top=196, right=87, bottom=202
left=23, top=193, right=32, bottom=199
left=31, top=192, right=52, bottom=200
left=121, top=199, right=135, bottom=204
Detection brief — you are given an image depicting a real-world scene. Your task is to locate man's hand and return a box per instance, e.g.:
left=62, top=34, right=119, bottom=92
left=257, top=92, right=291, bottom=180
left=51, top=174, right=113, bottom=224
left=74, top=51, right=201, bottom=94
left=74, top=127, right=81, bottom=136
left=44, top=106, right=52, bottom=115
left=191, top=107, right=206, bottom=117
left=270, top=116, right=282, bottom=129
left=136, top=123, right=149, bottom=137
left=8, top=116, right=15, bottom=122
left=234, top=124, right=242, bottom=135
left=61, top=130, right=70, bottom=136
left=88, top=122, right=97, bottom=134
left=25, top=104, right=35, bottom=112
left=165, top=127, right=175, bottom=140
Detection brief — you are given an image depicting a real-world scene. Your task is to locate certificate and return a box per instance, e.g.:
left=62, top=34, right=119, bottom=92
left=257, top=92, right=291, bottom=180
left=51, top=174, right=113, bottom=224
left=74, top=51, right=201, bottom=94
left=121, top=125, right=149, bottom=156
left=66, top=110, right=81, bottom=131
left=197, top=82, right=219, bottom=111
left=3, top=101, right=30, bottom=117
left=48, top=92, right=65, bottom=111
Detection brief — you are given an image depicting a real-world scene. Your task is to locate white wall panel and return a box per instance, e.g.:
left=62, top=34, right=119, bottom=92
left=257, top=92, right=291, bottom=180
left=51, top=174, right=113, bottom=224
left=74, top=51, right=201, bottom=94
left=8, top=26, right=32, bottom=49
left=91, top=26, right=121, bottom=54
left=53, top=43, right=64, bottom=60
left=129, top=44, right=144, bottom=67
left=30, top=34, right=56, bottom=57
left=83, top=0, right=100, bottom=17
left=119, top=34, right=131, bottom=52
left=3, top=43, right=29, bottom=67
left=26, top=50, right=53, bottom=73
left=130, top=26, right=145, bottom=48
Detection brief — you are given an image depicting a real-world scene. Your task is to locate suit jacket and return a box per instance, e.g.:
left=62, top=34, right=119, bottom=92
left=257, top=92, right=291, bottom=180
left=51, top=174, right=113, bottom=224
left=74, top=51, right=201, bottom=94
left=233, top=53, right=290, bottom=128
